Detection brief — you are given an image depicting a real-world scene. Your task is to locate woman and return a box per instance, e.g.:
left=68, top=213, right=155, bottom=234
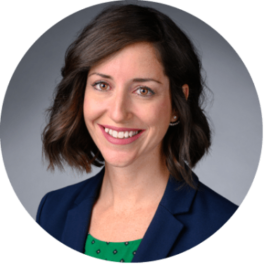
left=37, top=4, right=238, bottom=262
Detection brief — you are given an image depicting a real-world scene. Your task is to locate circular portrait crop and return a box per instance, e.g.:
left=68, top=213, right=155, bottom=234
left=0, top=0, right=263, bottom=263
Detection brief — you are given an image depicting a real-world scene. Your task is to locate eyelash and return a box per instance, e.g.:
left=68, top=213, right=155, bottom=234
left=92, top=81, right=155, bottom=97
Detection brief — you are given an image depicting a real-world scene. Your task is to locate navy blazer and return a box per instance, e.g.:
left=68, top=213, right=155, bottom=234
left=36, top=168, right=238, bottom=262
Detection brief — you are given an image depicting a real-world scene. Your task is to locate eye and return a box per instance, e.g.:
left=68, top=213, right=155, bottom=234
left=92, top=81, right=110, bottom=91
left=135, top=87, right=155, bottom=97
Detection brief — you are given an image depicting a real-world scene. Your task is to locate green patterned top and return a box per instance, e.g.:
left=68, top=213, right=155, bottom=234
left=84, top=233, right=142, bottom=262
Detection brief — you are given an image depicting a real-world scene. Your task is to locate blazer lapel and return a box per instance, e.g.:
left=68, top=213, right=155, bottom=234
left=61, top=169, right=104, bottom=253
left=132, top=174, right=198, bottom=262
left=132, top=204, right=184, bottom=262
left=61, top=198, right=95, bottom=252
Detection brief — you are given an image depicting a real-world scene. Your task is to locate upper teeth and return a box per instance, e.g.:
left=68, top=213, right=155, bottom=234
left=105, top=128, right=139, bottom=138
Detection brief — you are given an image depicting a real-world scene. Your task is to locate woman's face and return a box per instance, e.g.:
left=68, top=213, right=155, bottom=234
left=83, top=42, right=175, bottom=168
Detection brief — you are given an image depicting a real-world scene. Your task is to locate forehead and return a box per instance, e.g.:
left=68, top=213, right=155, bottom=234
left=89, top=42, right=165, bottom=79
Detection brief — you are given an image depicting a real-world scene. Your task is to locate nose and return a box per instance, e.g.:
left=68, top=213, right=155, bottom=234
left=108, top=89, right=132, bottom=123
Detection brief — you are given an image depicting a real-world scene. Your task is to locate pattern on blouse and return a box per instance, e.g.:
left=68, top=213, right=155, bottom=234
left=85, top=234, right=141, bottom=264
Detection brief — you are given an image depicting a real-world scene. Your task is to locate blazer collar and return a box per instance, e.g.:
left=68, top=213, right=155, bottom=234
left=61, top=168, right=198, bottom=261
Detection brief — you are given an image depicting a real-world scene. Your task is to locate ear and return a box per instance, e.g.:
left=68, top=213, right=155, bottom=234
left=170, top=114, right=179, bottom=123
left=182, top=84, right=189, bottom=100
left=170, top=84, right=189, bottom=123
left=170, top=112, right=179, bottom=123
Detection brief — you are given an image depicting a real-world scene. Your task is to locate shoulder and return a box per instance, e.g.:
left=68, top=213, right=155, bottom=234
left=184, top=179, right=239, bottom=233
left=185, top=167, right=239, bottom=219
left=148, top=173, right=239, bottom=257
left=164, top=171, right=238, bottom=218
left=167, top=177, right=239, bottom=256
left=194, top=181, right=238, bottom=216
left=38, top=172, right=99, bottom=209
left=36, top=169, right=104, bottom=225
left=161, top=171, right=238, bottom=229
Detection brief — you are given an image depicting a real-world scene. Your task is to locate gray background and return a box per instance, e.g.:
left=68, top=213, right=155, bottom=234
left=0, top=0, right=262, bottom=219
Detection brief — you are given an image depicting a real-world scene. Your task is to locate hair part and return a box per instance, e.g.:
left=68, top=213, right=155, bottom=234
left=42, top=4, right=211, bottom=188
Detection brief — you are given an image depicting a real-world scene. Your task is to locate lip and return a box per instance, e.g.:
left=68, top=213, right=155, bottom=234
left=98, top=124, right=145, bottom=145
left=99, top=124, right=142, bottom=132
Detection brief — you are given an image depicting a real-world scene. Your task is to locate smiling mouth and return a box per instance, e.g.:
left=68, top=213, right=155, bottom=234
left=103, top=127, right=142, bottom=139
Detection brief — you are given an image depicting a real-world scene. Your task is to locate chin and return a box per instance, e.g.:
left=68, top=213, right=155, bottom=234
left=102, top=151, right=138, bottom=168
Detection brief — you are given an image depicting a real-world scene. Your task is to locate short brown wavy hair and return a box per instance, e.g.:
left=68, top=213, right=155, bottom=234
left=42, top=4, right=211, bottom=188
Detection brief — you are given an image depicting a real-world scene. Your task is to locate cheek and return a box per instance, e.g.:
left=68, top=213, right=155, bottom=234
left=146, top=98, right=172, bottom=128
left=83, top=96, right=92, bottom=122
left=83, top=92, right=103, bottom=125
left=82, top=94, right=101, bottom=147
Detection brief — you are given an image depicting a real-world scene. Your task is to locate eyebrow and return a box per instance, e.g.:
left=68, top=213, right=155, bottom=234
left=88, top=72, right=161, bottom=84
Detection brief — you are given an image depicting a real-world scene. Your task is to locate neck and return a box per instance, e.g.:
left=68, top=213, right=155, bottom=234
left=98, top=149, right=170, bottom=212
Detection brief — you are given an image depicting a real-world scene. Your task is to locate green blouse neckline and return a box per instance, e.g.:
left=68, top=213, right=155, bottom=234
left=88, top=233, right=143, bottom=243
